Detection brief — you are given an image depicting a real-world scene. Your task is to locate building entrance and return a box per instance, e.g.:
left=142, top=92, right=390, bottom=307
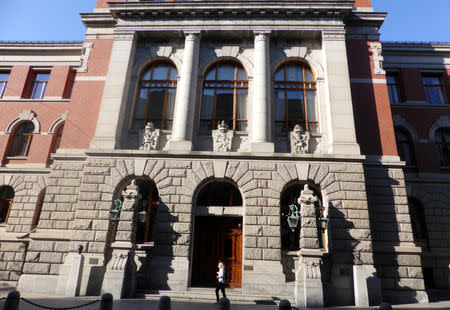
left=191, top=216, right=242, bottom=288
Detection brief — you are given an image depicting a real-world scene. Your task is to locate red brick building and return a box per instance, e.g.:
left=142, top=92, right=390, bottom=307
left=0, top=0, right=448, bottom=306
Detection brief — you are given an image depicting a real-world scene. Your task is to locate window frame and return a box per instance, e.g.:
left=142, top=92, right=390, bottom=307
left=131, top=61, right=178, bottom=131
left=0, top=186, right=14, bottom=225
left=274, top=61, right=318, bottom=134
left=386, top=71, right=403, bottom=104
left=0, top=71, right=10, bottom=98
left=8, top=122, right=35, bottom=157
left=199, top=60, right=249, bottom=132
left=435, top=127, right=450, bottom=167
left=394, top=127, right=416, bottom=166
left=28, top=71, right=51, bottom=99
left=422, top=73, right=447, bottom=105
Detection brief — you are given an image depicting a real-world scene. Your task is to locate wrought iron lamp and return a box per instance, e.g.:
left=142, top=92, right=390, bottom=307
left=287, top=204, right=301, bottom=231
left=109, top=199, right=122, bottom=223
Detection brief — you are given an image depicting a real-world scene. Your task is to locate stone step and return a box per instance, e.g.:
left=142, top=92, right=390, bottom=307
left=140, top=287, right=294, bottom=304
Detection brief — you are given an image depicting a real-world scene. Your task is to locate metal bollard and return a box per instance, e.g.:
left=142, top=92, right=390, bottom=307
left=379, top=302, right=392, bottom=310
left=4, top=290, right=20, bottom=310
left=159, top=296, right=171, bottom=310
left=279, top=299, right=291, bottom=310
left=214, top=297, right=230, bottom=310
left=99, top=293, right=113, bottom=310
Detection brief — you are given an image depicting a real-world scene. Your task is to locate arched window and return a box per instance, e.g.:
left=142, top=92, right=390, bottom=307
left=32, top=189, right=46, bottom=229
left=197, top=181, right=242, bottom=206
left=9, top=122, right=35, bottom=157
left=280, top=183, right=324, bottom=251
left=0, top=186, right=14, bottom=224
left=51, top=123, right=64, bottom=153
left=408, top=197, right=428, bottom=245
left=134, top=179, right=159, bottom=244
left=435, top=127, right=450, bottom=166
left=200, top=61, right=248, bottom=132
left=274, top=62, right=318, bottom=134
left=132, top=62, right=178, bottom=131
left=395, top=127, right=416, bottom=166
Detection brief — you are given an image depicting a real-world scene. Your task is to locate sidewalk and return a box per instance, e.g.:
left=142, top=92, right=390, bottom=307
left=1, top=295, right=450, bottom=310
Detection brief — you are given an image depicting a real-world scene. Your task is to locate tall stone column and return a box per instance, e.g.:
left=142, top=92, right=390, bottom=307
left=168, top=31, right=200, bottom=151
left=295, top=185, right=324, bottom=308
left=251, top=31, right=274, bottom=153
left=322, top=30, right=360, bottom=155
left=101, top=180, right=141, bottom=299
left=90, top=32, right=137, bottom=149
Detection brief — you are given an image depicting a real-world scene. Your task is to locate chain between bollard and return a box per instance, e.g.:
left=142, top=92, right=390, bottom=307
left=20, top=298, right=100, bottom=310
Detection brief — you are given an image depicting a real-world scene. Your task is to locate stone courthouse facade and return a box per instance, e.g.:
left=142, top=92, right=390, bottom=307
left=0, top=0, right=449, bottom=307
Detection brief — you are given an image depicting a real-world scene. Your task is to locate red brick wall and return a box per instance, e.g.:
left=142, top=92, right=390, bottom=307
left=3, top=66, right=29, bottom=98
left=354, top=0, right=371, bottom=7
left=347, top=39, right=397, bottom=156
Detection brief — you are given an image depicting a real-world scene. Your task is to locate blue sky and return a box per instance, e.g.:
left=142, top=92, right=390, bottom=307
left=0, top=0, right=449, bottom=43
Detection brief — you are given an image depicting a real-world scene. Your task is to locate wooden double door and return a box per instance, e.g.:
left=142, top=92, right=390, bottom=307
left=191, top=216, right=242, bottom=287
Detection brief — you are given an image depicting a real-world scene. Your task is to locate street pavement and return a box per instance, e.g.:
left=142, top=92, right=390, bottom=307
left=1, top=296, right=450, bottom=310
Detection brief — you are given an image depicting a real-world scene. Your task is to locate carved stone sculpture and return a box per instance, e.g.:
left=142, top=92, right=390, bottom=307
left=212, top=120, right=233, bottom=152
left=290, top=124, right=310, bottom=154
left=140, top=122, right=160, bottom=150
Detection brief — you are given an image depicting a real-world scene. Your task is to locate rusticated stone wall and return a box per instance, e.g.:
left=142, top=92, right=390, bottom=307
left=0, top=241, right=27, bottom=283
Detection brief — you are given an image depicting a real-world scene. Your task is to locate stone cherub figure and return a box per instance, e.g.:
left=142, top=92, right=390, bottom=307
left=213, top=120, right=232, bottom=152
left=290, top=124, right=310, bottom=154
left=140, top=122, right=160, bottom=150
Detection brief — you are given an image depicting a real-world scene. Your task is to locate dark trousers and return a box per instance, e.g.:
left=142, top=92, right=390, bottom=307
left=215, top=282, right=226, bottom=301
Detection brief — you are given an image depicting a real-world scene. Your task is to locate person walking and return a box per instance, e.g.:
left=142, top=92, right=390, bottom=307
left=215, top=261, right=227, bottom=302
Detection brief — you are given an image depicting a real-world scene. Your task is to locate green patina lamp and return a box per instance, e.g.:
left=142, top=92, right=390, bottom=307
left=287, top=204, right=300, bottom=231
left=109, top=199, right=122, bottom=223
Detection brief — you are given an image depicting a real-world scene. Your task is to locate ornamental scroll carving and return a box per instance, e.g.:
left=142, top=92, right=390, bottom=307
left=140, top=122, right=160, bottom=150
left=290, top=124, right=310, bottom=154
left=212, top=121, right=233, bottom=152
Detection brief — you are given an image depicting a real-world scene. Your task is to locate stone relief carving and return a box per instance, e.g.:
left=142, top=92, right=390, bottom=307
left=139, top=122, right=160, bottom=150
left=77, top=42, right=93, bottom=73
left=283, top=44, right=311, bottom=59
left=290, top=124, right=310, bottom=154
left=149, top=45, right=173, bottom=58
left=304, top=261, right=321, bottom=279
left=212, top=121, right=233, bottom=152
left=109, top=252, right=128, bottom=271
left=370, top=42, right=385, bottom=75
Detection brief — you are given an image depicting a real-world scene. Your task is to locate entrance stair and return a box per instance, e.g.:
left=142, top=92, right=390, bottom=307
left=141, top=287, right=294, bottom=304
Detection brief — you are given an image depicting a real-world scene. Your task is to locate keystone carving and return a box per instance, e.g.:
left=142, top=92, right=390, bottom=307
left=212, top=120, right=233, bottom=152
left=290, top=124, right=310, bottom=154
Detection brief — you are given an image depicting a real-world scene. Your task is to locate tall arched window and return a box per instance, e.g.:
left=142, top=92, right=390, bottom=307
left=395, top=127, right=416, bottom=166
left=9, top=122, right=35, bottom=157
left=0, top=186, right=14, bottom=224
left=197, top=181, right=242, bottom=207
left=51, top=123, right=64, bottom=153
left=200, top=61, right=248, bottom=132
left=32, top=188, right=46, bottom=229
left=274, top=62, right=318, bottom=134
left=408, top=197, right=428, bottom=246
left=435, top=127, right=450, bottom=166
left=132, top=62, right=178, bottom=131
left=134, top=179, right=159, bottom=244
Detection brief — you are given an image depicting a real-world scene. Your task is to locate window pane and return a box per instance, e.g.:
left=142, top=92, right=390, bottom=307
left=306, top=90, right=317, bottom=122
left=217, top=64, right=235, bottom=80
left=237, top=67, right=247, bottom=81
left=286, top=64, right=302, bottom=81
left=152, top=64, right=170, bottom=80
left=304, top=69, right=314, bottom=82
left=423, top=76, right=440, bottom=85
left=287, top=90, right=304, bottom=120
left=16, top=135, right=31, bottom=156
left=142, top=68, right=151, bottom=80
left=215, top=89, right=234, bottom=120
left=275, top=68, right=284, bottom=81
left=135, top=88, right=148, bottom=118
left=31, top=82, right=45, bottom=99
left=148, top=89, right=165, bottom=119
left=169, top=67, right=178, bottom=80
left=201, top=88, right=214, bottom=120
left=205, top=67, right=216, bottom=80
left=236, top=89, right=247, bottom=120
left=386, top=76, right=396, bottom=84
left=35, top=73, right=50, bottom=81
left=274, top=89, right=285, bottom=121
left=165, top=88, right=176, bottom=119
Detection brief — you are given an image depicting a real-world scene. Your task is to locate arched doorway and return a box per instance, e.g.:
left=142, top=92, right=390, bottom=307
left=191, top=181, right=243, bottom=288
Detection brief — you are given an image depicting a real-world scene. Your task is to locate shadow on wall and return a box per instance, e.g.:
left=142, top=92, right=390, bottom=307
left=136, top=199, right=180, bottom=292
left=364, top=164, right=422, bottom=304
left=323, top=201, right=359, bottom=306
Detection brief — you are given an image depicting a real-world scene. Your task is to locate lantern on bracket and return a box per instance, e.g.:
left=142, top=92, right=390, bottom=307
left=109, top=199, right=122, bottom=223
left=287, top=204, right=301, bottom=231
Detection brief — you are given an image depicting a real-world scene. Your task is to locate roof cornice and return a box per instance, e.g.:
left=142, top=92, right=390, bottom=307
left=107, top=0, right=355, bottom=19
left=344, top=11, right=386, bottom=29
left=0, top=42, right=83, bottom=52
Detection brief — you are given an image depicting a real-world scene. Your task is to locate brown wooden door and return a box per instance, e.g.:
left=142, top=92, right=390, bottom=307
left=191, top=216, right=242, bottom=287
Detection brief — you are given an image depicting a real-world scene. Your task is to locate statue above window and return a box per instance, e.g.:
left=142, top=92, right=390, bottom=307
left=140, top=122, right=160, bottom=151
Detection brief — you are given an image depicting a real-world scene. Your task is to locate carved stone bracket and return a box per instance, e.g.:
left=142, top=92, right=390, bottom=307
left=140, top=122, right=160, bottom=150
left=212, top=121, right=234, bottom=152
left=370, top=42, right=385, bottom=75
left=77, top=42, right=93, bottom=73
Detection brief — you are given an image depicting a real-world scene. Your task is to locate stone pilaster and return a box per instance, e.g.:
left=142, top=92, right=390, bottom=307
left=90, top=32, right=137, bottom=149
left=299, top=184, right=319, bottom=249
left=321, top=30, right=360, bottom=155
left=169, top=31, right=200, bottom=151
left=251, top=31, right=274, bottom=153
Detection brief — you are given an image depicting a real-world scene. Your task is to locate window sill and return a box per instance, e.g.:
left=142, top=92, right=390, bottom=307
left=6, top=156, right=27, bottom=160
left=391, top=103, right=449, bottom=108
left=0, top=98, right=71, bottom=103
